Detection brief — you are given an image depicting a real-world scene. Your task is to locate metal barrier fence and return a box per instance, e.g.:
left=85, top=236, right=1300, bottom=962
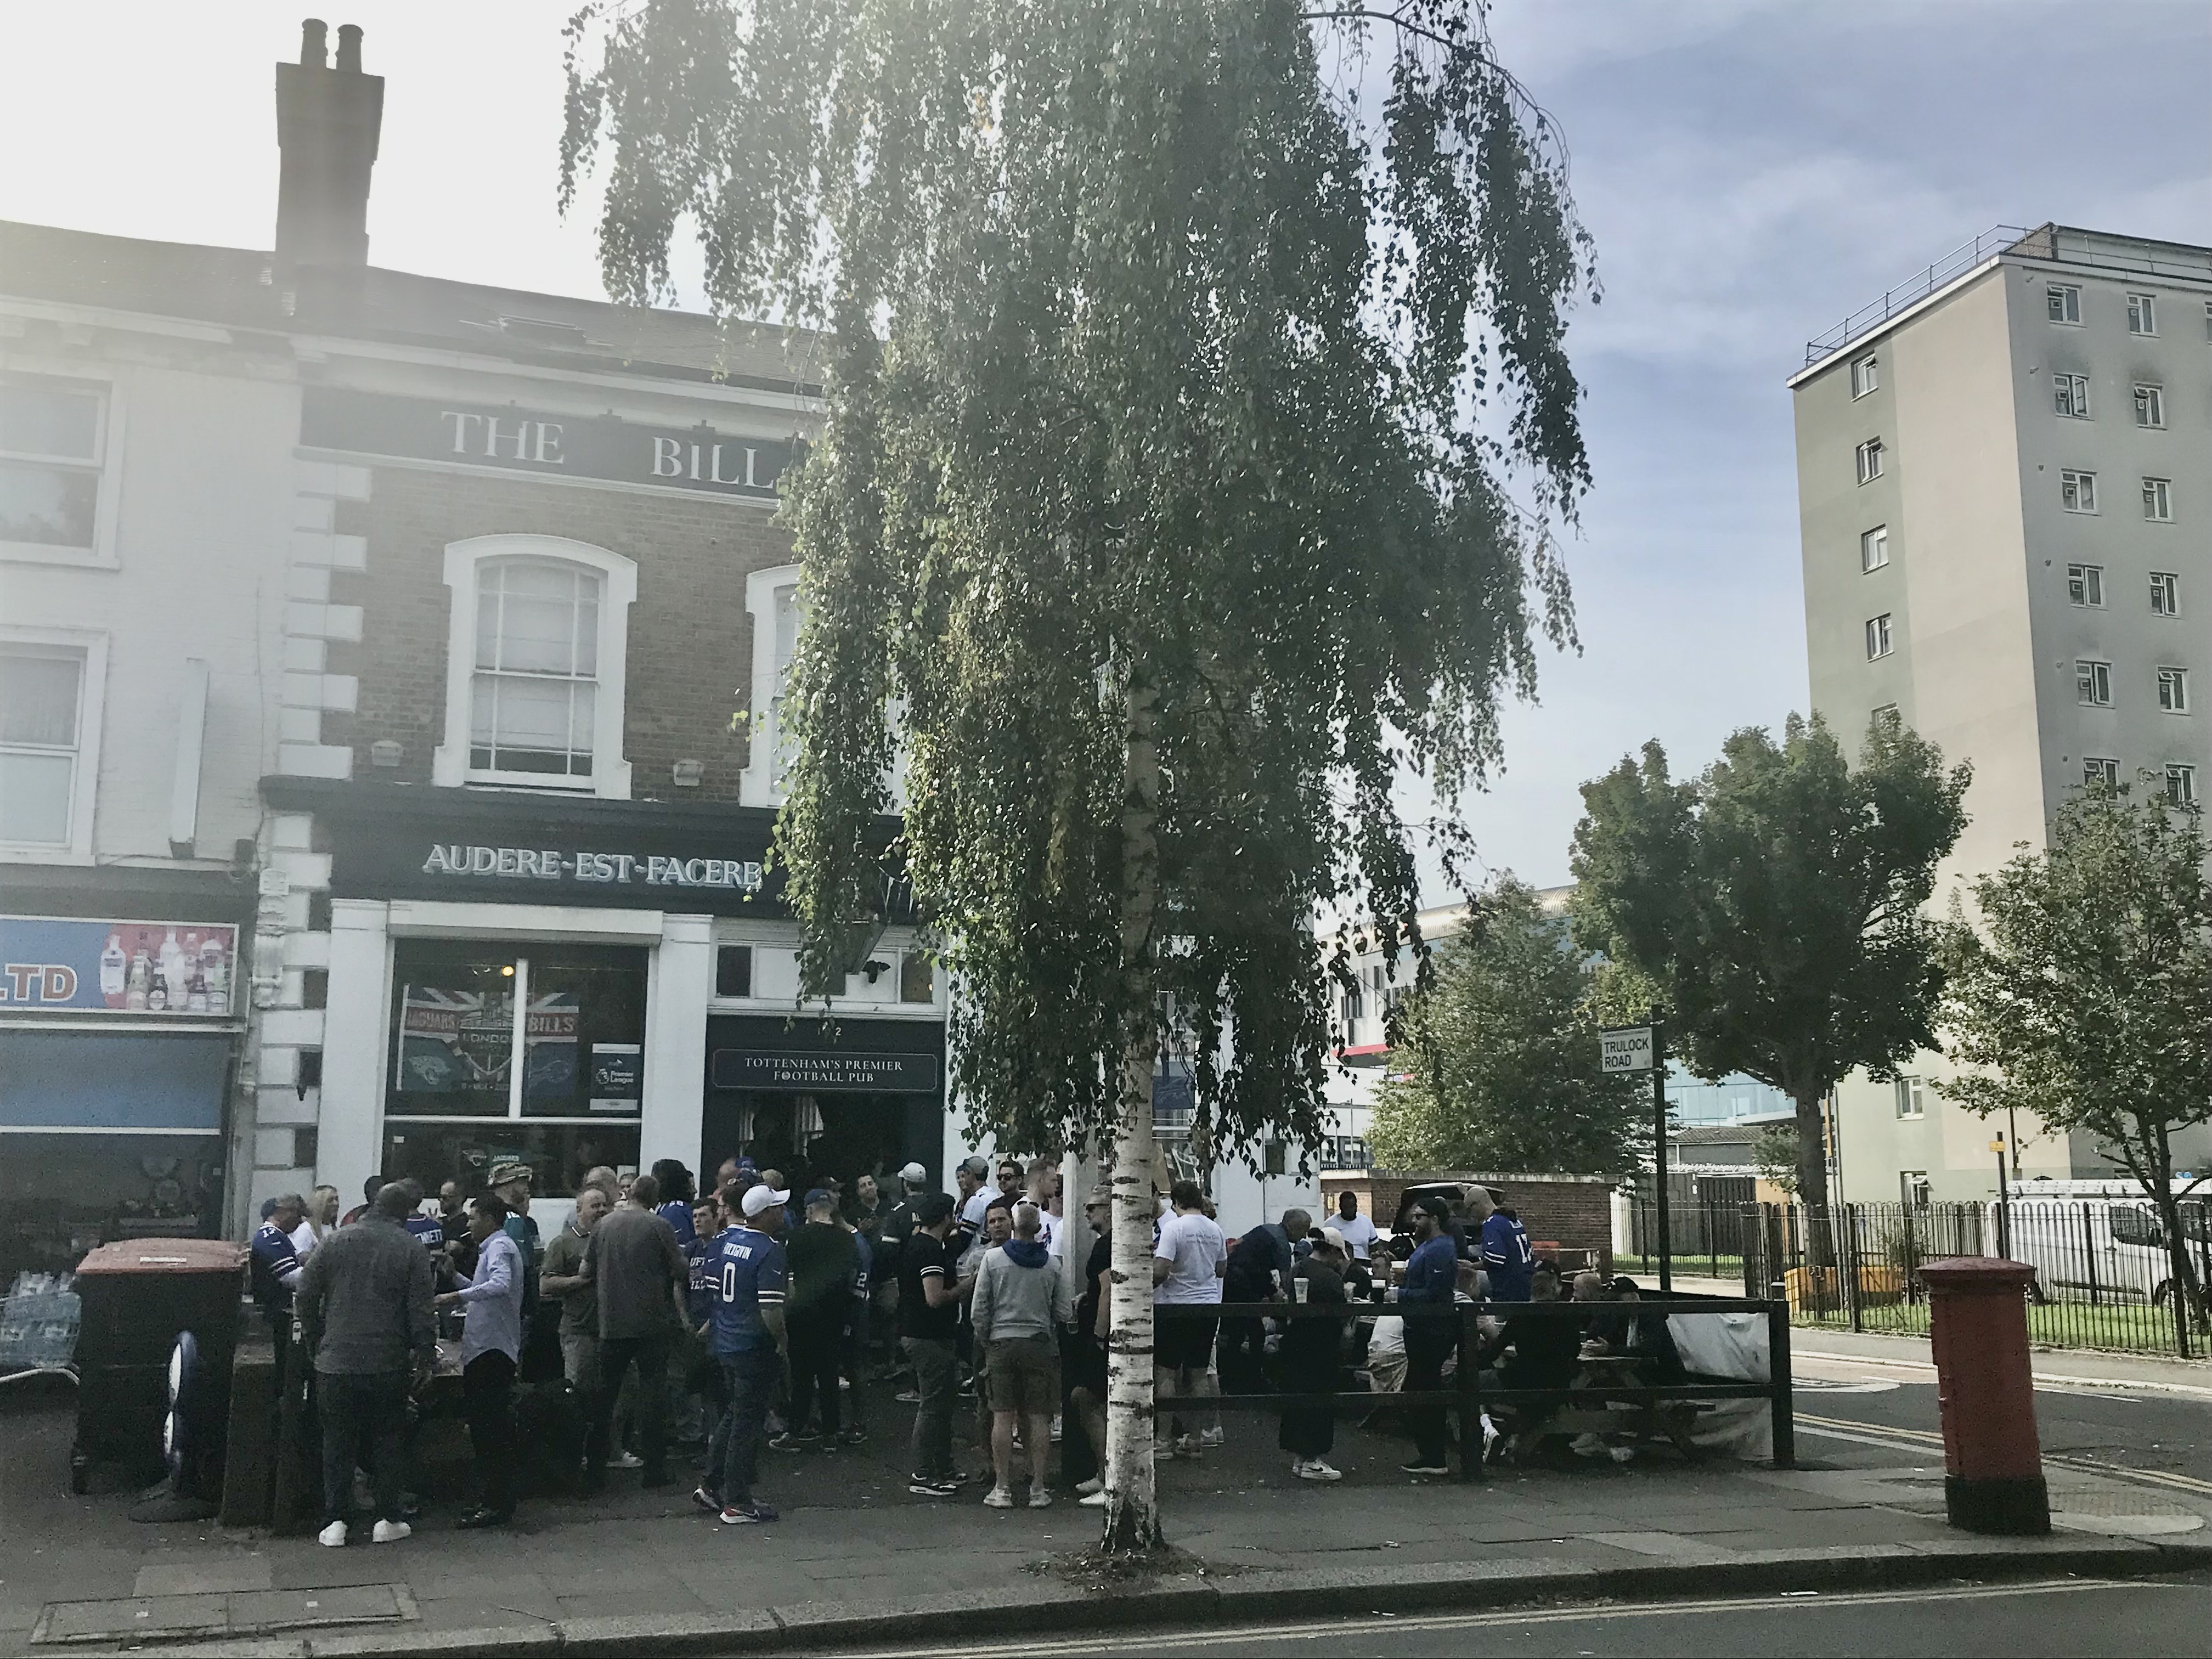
left=1632, top=1198, right=2212, bottom=1360
left=1151, top=1297, right=1795, bottom=1481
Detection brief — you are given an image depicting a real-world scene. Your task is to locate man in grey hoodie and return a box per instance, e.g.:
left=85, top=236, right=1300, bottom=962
left=970, top=1201, right=1073, bottom=1509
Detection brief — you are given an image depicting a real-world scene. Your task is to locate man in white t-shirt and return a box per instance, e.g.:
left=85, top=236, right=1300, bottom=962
left=1329, top=1190, right=1378, bottom=1262
left=1150, top=1180, right=1226, bottom=1461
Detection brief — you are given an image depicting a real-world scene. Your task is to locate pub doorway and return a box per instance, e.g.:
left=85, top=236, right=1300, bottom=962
left=701, top=1013, right=947, bottom=1194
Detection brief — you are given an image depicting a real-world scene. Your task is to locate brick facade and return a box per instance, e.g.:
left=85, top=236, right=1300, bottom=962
left=330, top=467, right=794, bottom=802
left=1322, top=1169, right=1616, bottom=1276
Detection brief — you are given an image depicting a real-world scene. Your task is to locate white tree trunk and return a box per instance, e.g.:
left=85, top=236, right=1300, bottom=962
left=1100, top=666, right=1164, bottom=1553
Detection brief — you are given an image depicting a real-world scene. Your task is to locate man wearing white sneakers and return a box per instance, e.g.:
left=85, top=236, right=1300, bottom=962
left=971, top=1202, right=1072, bottom=1509
left=294, top=1182, right=437, bottom=1547
left=1152, top=1180, right=1226, bottom=1462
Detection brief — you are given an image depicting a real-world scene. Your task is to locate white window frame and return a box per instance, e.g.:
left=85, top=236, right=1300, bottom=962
left=1854, top=438, right=1884, bottom=485
left=1849, top=354, right=1878, bottom=398
left=0, top=624, right=108, bottom=863
left=2149, top=572, right=2179, bottom=617
left=2076, top=659, right=2112, bottom=707
left=2066, top=563, right=2104, bottom=608
left=2132, top=383, right=2164, bottom=428
left=739, top=562, right=803, bottom=808
left=2082, top=757, right=2120, bottom=788
left=2060, top=470, right=2097, bottom=514
left=2157, top=667, right=2190, bottom=715
left=2052, top=373, right=2090, bottom=419
left=0, top=369, right=126, bottom=570
left=431, top=535, right=635, bottom=798
left=2125, top=292, right=2157, bottom=336
left=1860, top=526, right=1889, bottom=573
left=2047, top=284, right=2081, bottom=325
left=1864, top=613, right=1894, bottom=660
left=2169, top=765, right=2198, bottom=807
left=2142, top=477, right=2172, bottom=522
left=1894, top=1076, right=1927, bottom=1119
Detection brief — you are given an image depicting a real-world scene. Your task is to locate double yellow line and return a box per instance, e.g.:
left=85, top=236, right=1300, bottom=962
left=1795, top=1409, right=2212, bottom=1500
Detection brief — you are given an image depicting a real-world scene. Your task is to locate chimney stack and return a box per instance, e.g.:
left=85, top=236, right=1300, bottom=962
left=274, top=18, right=383, bottom=283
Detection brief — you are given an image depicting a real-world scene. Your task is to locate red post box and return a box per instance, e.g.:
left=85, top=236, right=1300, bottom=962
left=1920, top=1256, right=2049, bottom=1534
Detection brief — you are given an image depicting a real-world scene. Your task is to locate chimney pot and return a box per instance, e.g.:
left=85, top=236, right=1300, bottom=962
left=335, top=23, right=363, bottom=74
left=300, top=18, right=328, bottom=66
left=274, top=19, right=384, bottom=286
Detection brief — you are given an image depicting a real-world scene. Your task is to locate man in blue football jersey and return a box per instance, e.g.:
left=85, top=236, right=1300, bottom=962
left=251, top=1193, right=307, bottom=1314
left=696, top=1183, right=789, bottom=1526
left=1471, top=1185, right=1533, bottom=1304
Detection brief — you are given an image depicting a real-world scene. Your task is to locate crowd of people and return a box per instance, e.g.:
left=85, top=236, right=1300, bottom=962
left=248, top=1159, right=1671, bottom=1545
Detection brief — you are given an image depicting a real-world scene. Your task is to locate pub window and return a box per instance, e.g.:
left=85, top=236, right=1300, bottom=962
left=381, top=939, right=647, bottom=1199
left=0, top=630, right=105, bottom=856
left=715, top=944, right=754, bottom=998
left=898, top=949, right=935, bottom=1005
left=741, top=563, right=803, bottom=807
left=1, top=373, right=115, bottom=565
left=433, top=535, right=636, bottom=798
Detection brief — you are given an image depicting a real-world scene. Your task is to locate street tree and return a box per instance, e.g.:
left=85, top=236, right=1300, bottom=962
left=1937, top=783, right=2211, bottom=1334
left=1569, top=714, right=1970, bottom=1211
left=1371, top=878, right=1645, bottom=1174
left=563, top=0, right=1595, bottom=1551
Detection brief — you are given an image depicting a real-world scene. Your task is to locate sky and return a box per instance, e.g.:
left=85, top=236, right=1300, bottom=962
left=1, top=1, right=2206, bottom=894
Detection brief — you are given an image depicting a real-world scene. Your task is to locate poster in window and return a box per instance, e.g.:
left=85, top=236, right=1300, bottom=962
left=0, top=916, right=239, bottom=1016
left=589, top=1043, right=642, bottom=1116
left=397, top=985, right=516, bottom=1093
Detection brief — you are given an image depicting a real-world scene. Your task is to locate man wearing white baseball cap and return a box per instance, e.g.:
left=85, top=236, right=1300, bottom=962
left=696, top=1182, right=790, bottom=1525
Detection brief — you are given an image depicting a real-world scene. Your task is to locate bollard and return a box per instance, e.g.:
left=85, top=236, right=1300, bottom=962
left=1920, top=1256, right=2049, bottom=1535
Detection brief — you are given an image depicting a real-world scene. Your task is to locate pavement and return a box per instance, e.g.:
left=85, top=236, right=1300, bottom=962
left=3, top=1358, right=2209, bottom=1656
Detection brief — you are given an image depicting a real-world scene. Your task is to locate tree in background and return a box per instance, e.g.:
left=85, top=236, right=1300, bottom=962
left=1751, top=1124, right=1801, bottom=1198
left=1371, top=878, right=1644, bottom=1174
left=1938, top=783, right=2210, bottom=1331
left=1569, top=715, right=1970, bottom=1212
left=564, top=0, right=1595, bottom=1551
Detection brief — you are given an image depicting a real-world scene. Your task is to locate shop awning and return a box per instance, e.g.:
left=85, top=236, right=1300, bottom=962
left=0, top=1029, right=232, bottom=1133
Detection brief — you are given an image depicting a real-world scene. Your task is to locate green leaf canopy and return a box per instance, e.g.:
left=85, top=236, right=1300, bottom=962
left=565, top=0, right=1596, bottom=1161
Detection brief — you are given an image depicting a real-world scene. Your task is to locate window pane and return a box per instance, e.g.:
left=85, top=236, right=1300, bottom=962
left=0, top=651, right=81, bottom=745
left=471, top=674, right=591, bottom=774
left=388, top=944, right=522, bottom=1118
left=382, top=1120, right=641, bottom=1203
left=520, top=945, right=649, bottom=1119
left=0, top=380, right=100, bottom=459
left=0, top=459, right=98, bottom=548
left=0, top=749, right=74, bottom=843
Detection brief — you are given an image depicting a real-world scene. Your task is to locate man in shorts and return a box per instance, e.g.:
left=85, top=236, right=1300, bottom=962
left=969, top=1202, right=1071, bottom=1508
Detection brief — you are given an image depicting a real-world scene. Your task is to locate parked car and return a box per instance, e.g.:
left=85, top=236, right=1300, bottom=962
left=2004, top=1193, right=2211, bottom=1305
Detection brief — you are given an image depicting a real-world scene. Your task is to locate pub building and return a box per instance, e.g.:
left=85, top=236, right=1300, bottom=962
left=1, top=22, right=952, bottom=1244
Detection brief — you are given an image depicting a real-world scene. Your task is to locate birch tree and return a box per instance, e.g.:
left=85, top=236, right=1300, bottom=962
left=565, top=0, right=1594, bottom=1552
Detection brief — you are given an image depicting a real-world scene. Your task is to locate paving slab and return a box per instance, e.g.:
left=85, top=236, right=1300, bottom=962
left=31, top=1592, right=229, bottom=1645
left=133, top=1558, right=276, bottom=1597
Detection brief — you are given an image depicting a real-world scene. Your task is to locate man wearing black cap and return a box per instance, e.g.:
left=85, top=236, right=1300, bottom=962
left=1397, top=1194, right=1460, bottom=1476
left=898, top=1192, right=963, bottom=1494
left=777, top=1187, right=859, bottom=1448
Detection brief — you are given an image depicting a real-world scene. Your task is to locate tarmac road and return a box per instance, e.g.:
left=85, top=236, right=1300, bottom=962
left=825, top=1575, right=2212, bottom=1658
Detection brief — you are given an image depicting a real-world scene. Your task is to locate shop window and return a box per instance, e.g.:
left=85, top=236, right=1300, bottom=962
left=433, top=535, right=635, bottom=798
left=383, top=939, right=646, bottom=1196
left=715, top=944, right=754, bottom=998
left=0, top=630, right=106, bottom=858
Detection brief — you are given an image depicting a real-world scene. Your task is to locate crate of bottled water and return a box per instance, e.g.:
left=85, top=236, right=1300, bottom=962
left=0, top=1271, right=81, bottom=1374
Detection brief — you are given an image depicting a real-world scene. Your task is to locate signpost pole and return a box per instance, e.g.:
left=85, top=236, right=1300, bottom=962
left=1652, top=1019, right=1672, bottom=1295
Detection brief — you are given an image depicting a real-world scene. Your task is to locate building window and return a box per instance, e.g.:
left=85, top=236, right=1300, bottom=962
left=2066, top=564, right=2104, bottom=607
left=1871, top=702, right=1900, bottom=727
left=2169, top=765, right=2199, bottom=806
left=1854, top=438, right=1884, bottom=484
left=433, top=535, right=636, bottom=797
left=2149, top=572, right=2180, bottom=617
left=2052, top=374, right=2090, bottom=419
left=2157, top=667, right=2190, bottom=714
left=898, top=950, right=935, bottom=1005
left=1340, top=987, right=1364, bottom=1029
left=714, top=945, right=754, bottom=998
left=1894, top=1076, right=1926, bottom=1119
left=0, top=643, right=92, bottom=848
left=2047, top=284, right=2081, bottom=325
left=0, top=374, right=114, bottom=567
left=1850, top=354, right=1878, bottom=398
left=2076, top=659, right=2112, bottom=707
left=2060, top=470, right=2097, bottom=513
left=2125, top=292, right=2157, bottom=335
left=740, top=563, right=803, bottom=808
left=1860, top=526, right=1889, bottom=572
left=382, top=940, right=648, bottom=1198
left=2083, top=757, right=2120, bottom=788
left=2142, top=477, right=2172, bottom=522
left=1901, top=1171, right=1932, bottom=1206
left=2133, top=384, right=2165, bottom=428
left=1864, top=614, right=1894, bottom=660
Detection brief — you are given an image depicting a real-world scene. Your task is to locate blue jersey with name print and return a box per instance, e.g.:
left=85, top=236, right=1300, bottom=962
left=1480, top=1211, right=1534, bottom=1302
left=706, top=1226, right=787, bottom=1356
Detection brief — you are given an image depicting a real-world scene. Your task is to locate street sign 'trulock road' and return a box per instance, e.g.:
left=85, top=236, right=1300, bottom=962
left=1600, top=1025, right=1656, bottom=1073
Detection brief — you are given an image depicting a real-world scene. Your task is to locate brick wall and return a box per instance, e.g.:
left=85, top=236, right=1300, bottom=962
left=1321, top=1169, right=1616, bottom=1276
left=330, top=467, right=795, bottom=802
